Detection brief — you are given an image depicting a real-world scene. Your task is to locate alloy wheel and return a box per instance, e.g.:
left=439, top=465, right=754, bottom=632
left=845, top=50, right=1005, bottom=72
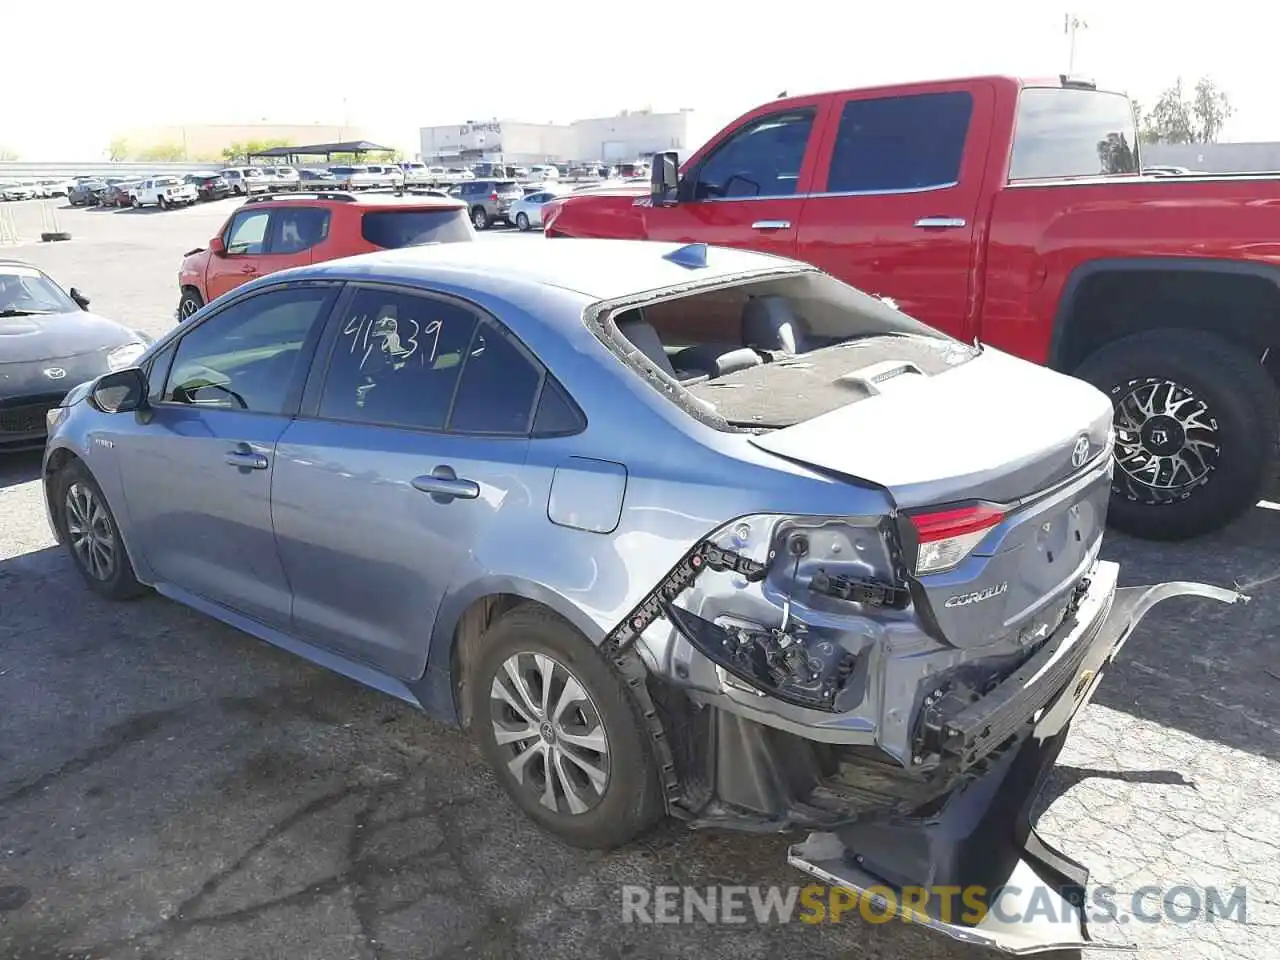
left=1113, top=377, right=1220, bottom=504
left=489, top=651, right=610, bottom=816
left=64, top=482, right=117, bottom=581
left=179, top=297, right=200, bottom=320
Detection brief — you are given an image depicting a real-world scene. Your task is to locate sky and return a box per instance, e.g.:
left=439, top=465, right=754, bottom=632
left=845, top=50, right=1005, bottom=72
left=3, top=3, right=1276, bottom=160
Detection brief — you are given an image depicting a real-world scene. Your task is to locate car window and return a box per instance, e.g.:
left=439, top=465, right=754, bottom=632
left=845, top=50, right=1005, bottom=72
left=162, top=286, right=333, bottom=414
left=269, top=207, right=330, bottom=254
left=693, top=110, right=815, bottom=200
left=360, top=209, right=472, bottom=248
left=531, top=377, right=585, bottom=436
left=318, top=289, right=479, bottom=430
left=224, top=210, right=271, bottom=255
left=826, top=91, right=973, bottom=193
left=447, top=320, right=544, bottom=435
left=1009, top=88, right=1138, bottom=180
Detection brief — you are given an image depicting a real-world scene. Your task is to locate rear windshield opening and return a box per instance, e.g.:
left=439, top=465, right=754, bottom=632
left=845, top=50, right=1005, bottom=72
left=360, top=208, right=473, bottom=248
left=601, top=272, right=977, bottom=431
left=1009, top=87, right=1139, bottom=181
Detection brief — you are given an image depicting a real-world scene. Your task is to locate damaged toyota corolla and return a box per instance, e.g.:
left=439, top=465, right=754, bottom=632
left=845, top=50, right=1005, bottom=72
left=43, top=238, right=1245, bottom=955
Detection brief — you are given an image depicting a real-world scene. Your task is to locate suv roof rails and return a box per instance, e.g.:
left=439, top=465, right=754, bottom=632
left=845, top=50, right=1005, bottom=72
left=245, top=191, right=360, bottom=204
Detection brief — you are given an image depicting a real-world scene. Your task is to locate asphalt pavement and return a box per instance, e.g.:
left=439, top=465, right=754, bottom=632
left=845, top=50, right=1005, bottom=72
left=0, top=197, right=1276, bottom=960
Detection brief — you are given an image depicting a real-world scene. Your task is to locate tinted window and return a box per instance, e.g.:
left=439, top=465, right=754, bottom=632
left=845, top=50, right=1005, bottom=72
left=269, top=207, right=330, bottom=254
left=146, top=343, right=176, bottom=400
left=693, top=110, right=814, bottom=200
left=361, top=209, right=472, bottom=248
left=532, top=378, right=585, bottom=436
left=1010, top=88, right=1138, bottom=180
left=225, top=210, right=270, bottom=255
left=827, top=92, right=972, bottom=193
left=163, top=286, right=332, bottom=413
left=318, top=289, right=479, bottom=430
left=448, top=321, right=543, bottom=434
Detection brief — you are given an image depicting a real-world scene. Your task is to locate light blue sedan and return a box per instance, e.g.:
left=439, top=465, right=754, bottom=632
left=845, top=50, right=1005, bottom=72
left=40, top=238, right=1241, bottom=953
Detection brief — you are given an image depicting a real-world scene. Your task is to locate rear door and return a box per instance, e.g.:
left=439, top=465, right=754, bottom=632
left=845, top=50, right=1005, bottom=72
left=642, top=100, right=830, bottom=258
left=272, top=284, right=542, bottom=678
left=794, top=81, right=993, bottom=338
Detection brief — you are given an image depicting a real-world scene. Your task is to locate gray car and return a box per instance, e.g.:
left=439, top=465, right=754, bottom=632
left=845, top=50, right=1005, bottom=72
left=41, top=240, right=1243, bottom=954
left=0, top=260, right=149, bottom=450
left=459, top=178, right=524, bottom=229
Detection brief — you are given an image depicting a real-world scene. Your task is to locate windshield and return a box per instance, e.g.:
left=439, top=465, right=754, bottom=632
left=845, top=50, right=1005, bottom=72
left=0, top=265, right=77, bottom=314
left=1009, top=87, right=1139, bottom=180
left=155, top=177, right=179, bottom=186
left=243, top=169, right=263, bottom=178
left=361, top=209, right=473, bottom=248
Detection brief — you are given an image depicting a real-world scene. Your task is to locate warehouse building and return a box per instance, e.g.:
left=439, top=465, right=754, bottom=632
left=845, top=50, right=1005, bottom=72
left=419, top=109, right=707, bottom=166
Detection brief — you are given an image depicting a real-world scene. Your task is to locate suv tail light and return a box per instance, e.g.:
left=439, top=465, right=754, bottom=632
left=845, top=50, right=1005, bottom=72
left=489, top=191, right=499, bottom=201
left=907, top=503, right=1005, bottom=575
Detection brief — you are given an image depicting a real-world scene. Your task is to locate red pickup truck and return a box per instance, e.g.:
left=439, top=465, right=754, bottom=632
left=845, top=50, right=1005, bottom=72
left=544, top=74, right=1280, bottom=541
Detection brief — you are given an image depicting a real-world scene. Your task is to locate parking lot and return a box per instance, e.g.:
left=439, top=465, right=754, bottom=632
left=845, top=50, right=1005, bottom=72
left=1, top=197, right=1278, bottom=960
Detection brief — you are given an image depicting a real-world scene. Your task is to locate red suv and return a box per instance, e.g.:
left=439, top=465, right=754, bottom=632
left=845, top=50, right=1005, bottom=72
left=176, top=192, right=473, bottom=320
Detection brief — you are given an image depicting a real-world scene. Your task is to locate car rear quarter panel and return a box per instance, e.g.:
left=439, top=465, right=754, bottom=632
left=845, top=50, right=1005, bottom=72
left=982, top=175, right=1280, bottom=363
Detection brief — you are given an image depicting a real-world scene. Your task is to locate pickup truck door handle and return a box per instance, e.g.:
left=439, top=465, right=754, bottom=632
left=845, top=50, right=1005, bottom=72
left=914, top=217, right=967, bottom=229
left=751, top=220, right=791, bottom=230
left=224, top=448, right=268, bottom=470
left=240, top=265, right=259, bottom=274
left=412, top=465, right=480, bottom=503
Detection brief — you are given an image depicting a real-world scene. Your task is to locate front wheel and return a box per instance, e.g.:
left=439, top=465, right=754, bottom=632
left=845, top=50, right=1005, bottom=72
left=52, top=461, right=147, bottom=600
left=177, top=288, right=204, bottom=321
left=1076, top=328, right=1280, bottom=540
left=158, top=196, right=169, bottom=210
left=470, top=604, right=664, bottom=849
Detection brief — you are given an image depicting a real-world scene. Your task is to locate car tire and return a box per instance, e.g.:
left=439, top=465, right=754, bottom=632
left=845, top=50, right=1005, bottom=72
left=1075, top=328, right=1280, bottom=540
left=471, top=206, right=490, bottom=230
left=516, top=213, right=530, bottom=231
left=52, top=460, right=148, bottom=601
left=470, top=603, right=664, bottom=850
left=178, top=288, right=204, bottom=321
left=159, top=196, right=169, bottom=210
left=40, top=231, right=71, bottom=242
left=131, top=197, right=140, bottom=209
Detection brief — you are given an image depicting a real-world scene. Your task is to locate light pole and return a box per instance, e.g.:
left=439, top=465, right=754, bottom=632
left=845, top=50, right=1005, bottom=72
left=1064, top=13, right=1088, bottom=74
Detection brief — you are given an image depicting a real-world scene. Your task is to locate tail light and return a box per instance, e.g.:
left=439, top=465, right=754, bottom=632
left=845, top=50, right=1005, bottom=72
left=489, top=191, right=499, bottom=201
left=907, top=503, right=1005, bottom=575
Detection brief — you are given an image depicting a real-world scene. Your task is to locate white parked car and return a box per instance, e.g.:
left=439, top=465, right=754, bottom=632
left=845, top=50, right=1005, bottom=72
left=399, top=161, right=431, bottom=186
left=1, top=181, right=38, bottom=201
left=36, top=179, right=72, bottom=198
left=508, top=187, right=568, bottom=231
left=327, top=165, right=380, bottom=190
left=221, top=167, right=270, bottom=196
left=132, top=176, right=199, bottom=209
left=364, top=164, right=404, bottom=189
left=260, top=165, right=301, bottom=191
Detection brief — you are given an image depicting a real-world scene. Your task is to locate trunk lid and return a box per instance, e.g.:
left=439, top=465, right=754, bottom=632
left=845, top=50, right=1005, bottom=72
left=741, top=345, right=1115, bottom=650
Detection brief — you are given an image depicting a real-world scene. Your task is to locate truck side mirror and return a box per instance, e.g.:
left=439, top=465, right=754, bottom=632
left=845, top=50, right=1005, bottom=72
left=651, top=151, right=679, bottom=207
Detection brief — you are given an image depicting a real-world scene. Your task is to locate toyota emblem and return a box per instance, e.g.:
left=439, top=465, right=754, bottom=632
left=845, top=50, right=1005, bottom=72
left=42, top=367, right=67, bottom=380
left=1071, top=436, right=1090, bottom=468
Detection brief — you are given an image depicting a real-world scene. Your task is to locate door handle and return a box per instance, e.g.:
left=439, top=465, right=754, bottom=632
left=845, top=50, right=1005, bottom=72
left=913, top=217, right=967, bottom=229
left=751, top=220, right=791, bottom=230
left=240, top=265, right=258, bottom=274
left=224, top=449, right=268, bottom=470
left=411, top=465, right=480, bottom=503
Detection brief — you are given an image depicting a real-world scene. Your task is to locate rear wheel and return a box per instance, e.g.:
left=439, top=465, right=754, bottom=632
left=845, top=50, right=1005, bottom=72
left=52, top=460, right=147, bottom=601
left=471, top=206, right=490, bottom=230
left=1075, top=328, right=1279, bottom=540
left=470, top=604, right=664, bottom=849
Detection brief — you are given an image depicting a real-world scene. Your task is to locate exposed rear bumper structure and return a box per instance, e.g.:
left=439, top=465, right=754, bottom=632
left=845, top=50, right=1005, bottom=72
left=784, top=576, right=1246, bottom=954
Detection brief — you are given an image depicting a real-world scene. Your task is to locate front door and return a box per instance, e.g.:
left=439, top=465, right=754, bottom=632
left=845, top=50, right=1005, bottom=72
left=273, top=285, right=544, bottom=679
left=204, top=206, right=327, bottom=302
left=794, top=82, right=992, bottom=338
left=115, top=283, right=339, bottom=626
left=641, top=103, right=826, bottom=260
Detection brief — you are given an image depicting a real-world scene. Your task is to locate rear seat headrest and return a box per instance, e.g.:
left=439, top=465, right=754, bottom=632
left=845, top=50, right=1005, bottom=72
left=742, top=295, right=806, bottom=354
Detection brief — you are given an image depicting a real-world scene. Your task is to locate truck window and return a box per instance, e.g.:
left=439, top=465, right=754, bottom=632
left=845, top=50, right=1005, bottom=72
left=1009, top=88, right=1138, bottom=180
left=691, top=110, right=815, bottom=200
left=826, top=92, right=973, bottom=194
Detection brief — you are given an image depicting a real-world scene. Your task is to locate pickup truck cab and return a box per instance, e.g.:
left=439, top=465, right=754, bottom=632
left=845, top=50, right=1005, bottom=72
left=132, top=176, right=199, bottom=209
left=545, top=75, right=1280, bottom=540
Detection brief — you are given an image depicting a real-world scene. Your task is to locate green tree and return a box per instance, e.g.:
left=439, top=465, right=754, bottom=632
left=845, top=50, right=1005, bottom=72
left=137, top=142, right=185, bottom=162
left=1139, top=77, right=1233, bottom=145
left=107, top=137, right=130, bottom=161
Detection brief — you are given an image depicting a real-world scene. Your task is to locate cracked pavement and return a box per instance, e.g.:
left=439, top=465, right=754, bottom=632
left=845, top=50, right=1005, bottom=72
left=0, top=202, right=1277, bottom=959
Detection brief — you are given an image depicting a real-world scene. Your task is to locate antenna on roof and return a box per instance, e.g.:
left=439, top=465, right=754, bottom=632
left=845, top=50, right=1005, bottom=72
left=663, top=242, right=709, bottom=269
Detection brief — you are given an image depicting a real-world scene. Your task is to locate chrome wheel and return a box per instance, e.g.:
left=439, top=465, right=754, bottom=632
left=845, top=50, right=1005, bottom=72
left=488, top=652, right=610, bottom=816
left=64, top=481, right=117, bottom=581
left=1113, top=377, right=1220, bottom=504
left=179, top=296, right=200, bottom=319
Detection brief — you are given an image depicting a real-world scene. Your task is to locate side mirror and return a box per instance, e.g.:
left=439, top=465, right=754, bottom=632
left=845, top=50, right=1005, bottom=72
left=209, top=235, right=226, bottom=256
left=650, top=151, right=679, bottom=207
left=91, top=367, right=148, bottom=414
left=69, top=287, right=91, bottom=310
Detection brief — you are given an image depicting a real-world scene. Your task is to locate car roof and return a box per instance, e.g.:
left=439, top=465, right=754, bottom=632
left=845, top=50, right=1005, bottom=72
left=247, top=193, right=466, bottom=210
left=294, top=237, right=809, bottom=302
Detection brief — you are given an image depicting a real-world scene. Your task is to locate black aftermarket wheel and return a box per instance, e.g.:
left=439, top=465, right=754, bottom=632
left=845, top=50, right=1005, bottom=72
left=1076, top=328, right=1279, bottom=540
left=470, top=604, right=663, bottom=849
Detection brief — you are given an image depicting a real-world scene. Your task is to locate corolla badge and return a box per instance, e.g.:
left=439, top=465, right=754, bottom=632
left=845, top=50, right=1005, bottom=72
left=944, top=583, right=1008, bottom=608
left=1071, top=435, right=1090, bottom=468
left=42, top=367, right=66, bottom=380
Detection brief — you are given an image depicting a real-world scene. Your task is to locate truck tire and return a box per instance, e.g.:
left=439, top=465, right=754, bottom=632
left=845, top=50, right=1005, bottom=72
left=1075, top=329, right=1279, bottom=540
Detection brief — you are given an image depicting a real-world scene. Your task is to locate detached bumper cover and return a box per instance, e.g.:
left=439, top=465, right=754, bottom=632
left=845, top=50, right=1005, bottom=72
left=786, top=574, right=1247, bottom=955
